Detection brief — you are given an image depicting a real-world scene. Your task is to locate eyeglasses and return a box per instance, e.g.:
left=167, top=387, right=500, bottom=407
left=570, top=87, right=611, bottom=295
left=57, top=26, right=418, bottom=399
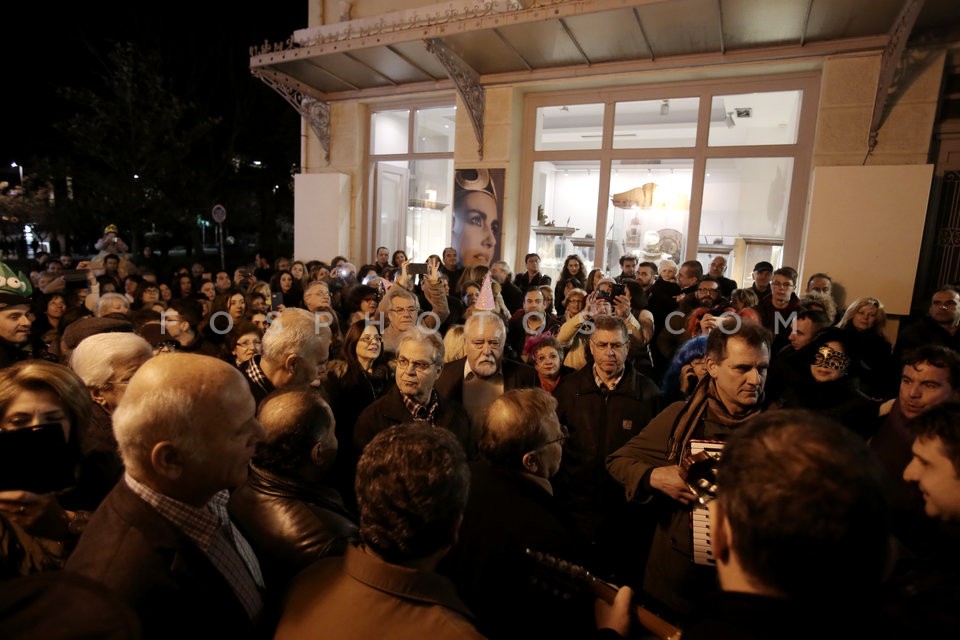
left=396, top=357, right=435, bottom=374
left=529, top=424, right=569, bottom=453
left=932, top=299, right=959, bottom=309
left=104, top=380, right=130, bottom=388
left=591, top=340, right=627, bottom=351
left=390, top=306, right=418, bottom=316
left=771, top=281, right=795, bottom=289
left=358, top=334, right=382, bottom=344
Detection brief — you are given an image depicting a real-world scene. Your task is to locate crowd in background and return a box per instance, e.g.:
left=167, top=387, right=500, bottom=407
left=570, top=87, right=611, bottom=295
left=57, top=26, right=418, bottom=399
left=0, top=227, right=959, bottom=639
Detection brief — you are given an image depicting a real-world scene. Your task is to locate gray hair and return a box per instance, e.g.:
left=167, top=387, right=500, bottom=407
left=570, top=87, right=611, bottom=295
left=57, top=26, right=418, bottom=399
left=262, top=307, right=330, bottom=368
left=70, top=333, right=153, bottom=388
left=398, top=330, right=445, bottom=365
left=96, top=292, right=131, bottom=317
left=113, top=354, right=247, bottom=474
left=464, top=311, right=506, bottom=340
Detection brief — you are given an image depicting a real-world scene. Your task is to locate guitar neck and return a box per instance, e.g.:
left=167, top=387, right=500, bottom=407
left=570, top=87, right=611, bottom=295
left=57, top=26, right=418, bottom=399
left=583, top=573, right=683, bottom=640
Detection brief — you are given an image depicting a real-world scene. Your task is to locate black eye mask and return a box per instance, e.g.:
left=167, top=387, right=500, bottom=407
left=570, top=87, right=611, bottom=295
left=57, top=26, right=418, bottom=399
left=812, top=345, right=850, bottom=371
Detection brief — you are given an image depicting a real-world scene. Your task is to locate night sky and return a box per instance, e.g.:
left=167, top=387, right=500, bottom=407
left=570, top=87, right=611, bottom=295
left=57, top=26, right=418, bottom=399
left=1, top=1, right=305, bottom=180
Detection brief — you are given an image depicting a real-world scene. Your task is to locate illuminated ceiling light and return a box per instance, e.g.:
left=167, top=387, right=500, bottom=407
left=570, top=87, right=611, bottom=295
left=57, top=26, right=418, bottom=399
left=660, top=100, right=669, bottom=116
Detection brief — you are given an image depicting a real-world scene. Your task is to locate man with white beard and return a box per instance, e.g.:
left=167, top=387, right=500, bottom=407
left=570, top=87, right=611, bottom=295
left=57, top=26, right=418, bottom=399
left=434, top=311, right=537, bottom=439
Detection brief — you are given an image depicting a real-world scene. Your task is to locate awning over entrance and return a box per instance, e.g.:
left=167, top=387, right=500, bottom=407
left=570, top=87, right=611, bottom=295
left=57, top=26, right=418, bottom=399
left=249, top=0, right=960, bottom=156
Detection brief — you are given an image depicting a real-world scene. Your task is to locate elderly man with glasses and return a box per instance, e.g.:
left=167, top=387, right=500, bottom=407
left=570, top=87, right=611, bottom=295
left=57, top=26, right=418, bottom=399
left=552, top=314, right=661, bottom=587
left=441, top=387, right=598, bottom=640
left=354, top=331, right=472, bottom=456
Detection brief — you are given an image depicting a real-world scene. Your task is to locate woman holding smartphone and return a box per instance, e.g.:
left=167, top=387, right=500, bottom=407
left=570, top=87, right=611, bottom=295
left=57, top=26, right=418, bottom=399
left=0, top=360, right=94, bottom=577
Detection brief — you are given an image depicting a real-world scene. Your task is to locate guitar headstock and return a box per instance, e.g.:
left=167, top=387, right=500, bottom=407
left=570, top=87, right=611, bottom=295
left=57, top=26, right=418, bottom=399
left=524, top=548, right=617, bottom=604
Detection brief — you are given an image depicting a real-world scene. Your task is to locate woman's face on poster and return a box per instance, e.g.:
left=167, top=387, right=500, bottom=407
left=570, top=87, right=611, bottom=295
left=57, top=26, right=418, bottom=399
left=453, top=190, right=499, bottom=268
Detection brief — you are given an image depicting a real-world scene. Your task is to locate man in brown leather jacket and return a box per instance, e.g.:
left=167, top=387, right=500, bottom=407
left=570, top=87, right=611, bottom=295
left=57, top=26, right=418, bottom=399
left=229, top=388, right=357, bottom=594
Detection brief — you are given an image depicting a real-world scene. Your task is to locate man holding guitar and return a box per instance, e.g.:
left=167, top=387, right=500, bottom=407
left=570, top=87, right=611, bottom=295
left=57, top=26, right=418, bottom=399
left=607, top=319, right=772, bottom=620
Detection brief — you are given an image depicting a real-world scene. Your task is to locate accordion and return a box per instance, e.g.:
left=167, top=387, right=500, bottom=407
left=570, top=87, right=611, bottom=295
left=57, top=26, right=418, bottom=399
left=683, top=439, right=723, bottom=566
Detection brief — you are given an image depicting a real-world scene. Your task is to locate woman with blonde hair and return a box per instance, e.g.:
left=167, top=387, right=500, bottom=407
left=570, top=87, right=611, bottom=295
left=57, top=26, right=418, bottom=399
left=837, top=296, right=896, bottom=399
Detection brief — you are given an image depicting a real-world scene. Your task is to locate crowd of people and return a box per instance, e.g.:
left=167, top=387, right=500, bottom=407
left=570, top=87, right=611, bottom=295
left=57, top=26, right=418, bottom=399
left=0, top=233, right=958, bottom=639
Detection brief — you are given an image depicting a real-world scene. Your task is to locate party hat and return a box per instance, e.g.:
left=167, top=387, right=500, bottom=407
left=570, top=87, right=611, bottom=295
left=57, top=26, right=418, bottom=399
left=476, top=272, right=496, bottom=311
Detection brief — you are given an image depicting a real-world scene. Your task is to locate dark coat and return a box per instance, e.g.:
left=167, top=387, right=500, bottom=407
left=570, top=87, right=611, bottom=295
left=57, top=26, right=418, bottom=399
left=895, top=315, right=960, bottom=362
left=228, top=465, right=357, bottom=593
left=434, top=356, right=538, bottom=403
left=514, top=271, right=552, bottom=289
left=552, top=363, right=661, bottom=583
left=353, top=384, right=473, bottom=456
left=440, top=461, right=593, bottom=640
left=499, top=279, right=525, bottom=315
left=65, top=480, right=264, bottom=640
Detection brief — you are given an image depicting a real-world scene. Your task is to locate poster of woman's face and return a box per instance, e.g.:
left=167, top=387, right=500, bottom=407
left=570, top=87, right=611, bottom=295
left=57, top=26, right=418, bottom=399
left=452, top=168, right=505, bottom=268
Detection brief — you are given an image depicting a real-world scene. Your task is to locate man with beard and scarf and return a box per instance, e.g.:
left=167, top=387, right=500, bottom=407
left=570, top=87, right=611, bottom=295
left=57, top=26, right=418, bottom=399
left=607, top=318, right=772, bottom=621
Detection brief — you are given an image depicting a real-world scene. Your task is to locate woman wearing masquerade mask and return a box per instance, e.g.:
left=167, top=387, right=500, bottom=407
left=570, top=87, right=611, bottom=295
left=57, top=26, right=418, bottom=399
left=776, top=328, right=881, bottom=437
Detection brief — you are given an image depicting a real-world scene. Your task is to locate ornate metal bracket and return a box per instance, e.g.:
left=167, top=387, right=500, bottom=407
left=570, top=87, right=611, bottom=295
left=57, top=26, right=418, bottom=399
left=425, top=38, right=484, bottom=157
left=868, top=0, right=926, bottom=154
left=251, top=69, right=331, bottom=160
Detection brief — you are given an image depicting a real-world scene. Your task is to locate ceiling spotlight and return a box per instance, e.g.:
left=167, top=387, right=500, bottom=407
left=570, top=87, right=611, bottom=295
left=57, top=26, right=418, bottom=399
left=660, top=100, right=670, bottom=116
left=560, top=105, right=570, bottom=112
left=725, top=111, right=736, bottom=128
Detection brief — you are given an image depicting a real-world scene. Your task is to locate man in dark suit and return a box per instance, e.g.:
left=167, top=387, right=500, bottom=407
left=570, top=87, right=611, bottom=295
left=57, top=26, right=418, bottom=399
left=354, top=331, right=473, bottom=456
left=441, top=387, right=594, bottom=640
left=66, top=353, right=269, bottom=639
left=435, top=312, right=538, bottom=440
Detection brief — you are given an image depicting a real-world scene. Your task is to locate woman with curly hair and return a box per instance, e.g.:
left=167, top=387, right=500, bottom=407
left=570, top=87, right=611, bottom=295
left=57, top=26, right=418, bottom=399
left=554, top=255, right=586, bottom=316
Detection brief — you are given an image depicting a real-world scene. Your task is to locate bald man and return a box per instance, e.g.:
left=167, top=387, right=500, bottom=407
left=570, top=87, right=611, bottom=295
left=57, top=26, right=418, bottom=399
left=67, top=354, right=268, bottom=639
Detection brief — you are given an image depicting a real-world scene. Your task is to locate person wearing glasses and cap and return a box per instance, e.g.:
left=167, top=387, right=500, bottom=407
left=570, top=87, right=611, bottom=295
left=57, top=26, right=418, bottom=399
left=354, top=331, right=471, bottom=456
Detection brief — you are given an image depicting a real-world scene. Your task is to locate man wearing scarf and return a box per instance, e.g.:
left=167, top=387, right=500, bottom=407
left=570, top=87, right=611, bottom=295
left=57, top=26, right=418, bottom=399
left=606, top=319, right=772, bottom=620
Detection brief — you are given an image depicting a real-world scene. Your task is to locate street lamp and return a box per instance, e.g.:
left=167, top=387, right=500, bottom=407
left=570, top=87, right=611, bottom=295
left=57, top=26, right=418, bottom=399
left=10, top=162, right=23, bottom=185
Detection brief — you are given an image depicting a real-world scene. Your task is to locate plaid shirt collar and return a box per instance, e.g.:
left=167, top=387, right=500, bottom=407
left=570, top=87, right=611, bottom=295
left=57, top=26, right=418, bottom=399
left=402, top=390, right=440, bottom=423
left=593, top=365, right=625, bottom=392
left=125, top=473, right=225, bottom=550
left=243, top=356, right=275, bottom=396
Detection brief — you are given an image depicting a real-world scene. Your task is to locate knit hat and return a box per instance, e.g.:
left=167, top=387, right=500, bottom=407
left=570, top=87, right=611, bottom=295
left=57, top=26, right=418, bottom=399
left=0, top=261, right=32, bottom=307
left=62, top=317, right=134, bottom=350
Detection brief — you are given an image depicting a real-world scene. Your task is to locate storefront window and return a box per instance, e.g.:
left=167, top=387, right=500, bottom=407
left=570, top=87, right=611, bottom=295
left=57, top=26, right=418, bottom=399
left=607, top=160, right=693, bottom=270
left=529, top=161, right=601, bottom=280
left=708, top=90, right=802, bottom=147
left=535, top=103, right=605, bottom=151
left=698, top=157, right=793, bottom=287
left=370, top=102, right=455, bottom=261
left=613, top=98, right=699, bottom=149
left=371, top=110, right=410, bottom=155
left=522, top=77, right=814, bottom=274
